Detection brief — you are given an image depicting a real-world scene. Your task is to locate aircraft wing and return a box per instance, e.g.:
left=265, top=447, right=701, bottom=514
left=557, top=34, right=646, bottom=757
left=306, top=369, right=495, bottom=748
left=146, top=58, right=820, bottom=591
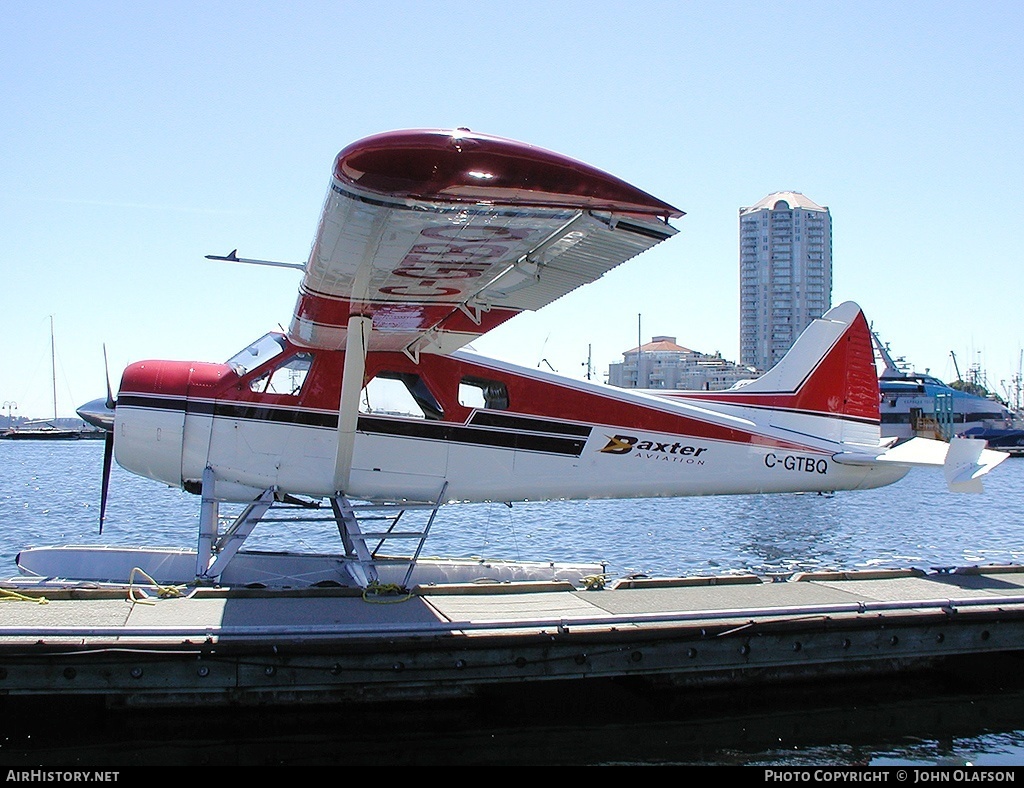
left=287, top=129, right=684, bottom=359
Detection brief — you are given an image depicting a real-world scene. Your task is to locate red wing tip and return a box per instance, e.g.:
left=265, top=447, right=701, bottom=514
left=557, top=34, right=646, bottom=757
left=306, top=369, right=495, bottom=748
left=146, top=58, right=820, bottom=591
left=334, top=128, right=684, bottom=218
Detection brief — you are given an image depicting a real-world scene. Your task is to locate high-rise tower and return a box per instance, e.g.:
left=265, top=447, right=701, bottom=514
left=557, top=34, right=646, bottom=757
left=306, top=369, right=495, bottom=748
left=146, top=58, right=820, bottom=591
left=739, top=192, right=832, bottom=372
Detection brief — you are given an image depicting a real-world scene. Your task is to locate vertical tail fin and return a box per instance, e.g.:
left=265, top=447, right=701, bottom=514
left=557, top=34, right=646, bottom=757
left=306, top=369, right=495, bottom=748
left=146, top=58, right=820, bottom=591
left=708, top=302, right=879, bottom=419
left=672, top=302, right=881, bottom=448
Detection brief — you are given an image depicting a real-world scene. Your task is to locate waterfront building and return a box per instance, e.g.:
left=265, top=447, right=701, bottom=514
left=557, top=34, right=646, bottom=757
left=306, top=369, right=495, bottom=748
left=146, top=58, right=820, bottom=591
left=739, top=192, right=832, bottom=371
left=607, top=336, right=757, bottom=391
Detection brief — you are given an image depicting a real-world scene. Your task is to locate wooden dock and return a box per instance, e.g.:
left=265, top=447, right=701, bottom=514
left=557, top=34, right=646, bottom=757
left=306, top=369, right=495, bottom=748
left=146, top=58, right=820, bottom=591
left=5, top=564, right=1024, bottom=708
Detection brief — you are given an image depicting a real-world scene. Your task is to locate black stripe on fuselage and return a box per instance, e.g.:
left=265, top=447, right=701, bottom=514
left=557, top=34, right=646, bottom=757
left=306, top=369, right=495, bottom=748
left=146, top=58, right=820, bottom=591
left=656, top=395, right=880, bottom=427
left=118, top=395, right=336, bottom=429
left=359, top=416, right=587, bottom=456
left=468, top=410, right=592, bottom=437
left=118, top=395, right=589, bottom=456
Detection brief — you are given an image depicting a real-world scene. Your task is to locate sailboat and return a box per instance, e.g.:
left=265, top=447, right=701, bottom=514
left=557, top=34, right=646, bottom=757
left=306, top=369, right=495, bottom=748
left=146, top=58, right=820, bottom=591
left=1, top=317, right=104, bottom=441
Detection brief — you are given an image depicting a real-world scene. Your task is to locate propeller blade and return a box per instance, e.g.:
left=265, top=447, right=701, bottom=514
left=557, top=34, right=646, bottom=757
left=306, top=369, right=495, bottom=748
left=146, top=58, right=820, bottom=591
left=103, top=344, right=115, bottom=410
left=99, top=431, right=113, bottom=534
left=76, top=346, right=118, bottom=533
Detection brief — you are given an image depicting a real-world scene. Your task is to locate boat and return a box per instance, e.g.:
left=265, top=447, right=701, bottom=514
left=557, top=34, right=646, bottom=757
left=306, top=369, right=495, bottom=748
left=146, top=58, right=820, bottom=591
left=0, top=317, right=103, bottom=441
left=873, top=332, right=1020, bottom=444
left=959, top=425, right=1024, bottom=456
left=0, top=421, right=106, bottom=440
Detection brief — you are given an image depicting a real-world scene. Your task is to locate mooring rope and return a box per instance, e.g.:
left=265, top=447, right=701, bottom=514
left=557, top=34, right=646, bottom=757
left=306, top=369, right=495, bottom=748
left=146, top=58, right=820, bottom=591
left=361, top=581, right=413, bottom=603
left=126, top=567, right=187, bottom=604
left=0, top=587, right=48, bottom=604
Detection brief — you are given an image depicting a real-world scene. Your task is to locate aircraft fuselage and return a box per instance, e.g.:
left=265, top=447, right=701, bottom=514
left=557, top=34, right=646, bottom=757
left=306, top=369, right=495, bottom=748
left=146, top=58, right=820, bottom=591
left=112, top=332, right=906, bottom=504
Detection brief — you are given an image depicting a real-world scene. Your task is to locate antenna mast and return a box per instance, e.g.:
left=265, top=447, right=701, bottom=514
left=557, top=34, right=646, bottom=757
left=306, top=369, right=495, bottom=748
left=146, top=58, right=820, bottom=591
left=50, top=315, right=57, bottom=421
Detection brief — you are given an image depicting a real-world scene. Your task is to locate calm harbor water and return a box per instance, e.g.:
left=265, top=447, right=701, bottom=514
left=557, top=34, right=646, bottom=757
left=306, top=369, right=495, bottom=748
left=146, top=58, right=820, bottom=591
left=2, top=440, right=1024, bottom=767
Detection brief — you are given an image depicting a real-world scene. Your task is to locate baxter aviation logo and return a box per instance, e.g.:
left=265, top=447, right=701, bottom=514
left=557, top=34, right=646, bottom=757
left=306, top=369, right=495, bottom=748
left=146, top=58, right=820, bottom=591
left=599, top=434, right=708, bottom=462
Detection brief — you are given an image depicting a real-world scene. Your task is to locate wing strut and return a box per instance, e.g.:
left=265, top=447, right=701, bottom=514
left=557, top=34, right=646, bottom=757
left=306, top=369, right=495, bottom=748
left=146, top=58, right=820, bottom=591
left=333, top=314, right=372, bottom=494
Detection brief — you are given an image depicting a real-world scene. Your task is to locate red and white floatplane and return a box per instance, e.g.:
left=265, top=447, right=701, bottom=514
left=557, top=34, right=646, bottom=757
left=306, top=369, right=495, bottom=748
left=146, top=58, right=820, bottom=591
left=18, top=128, right=1007, bottom=590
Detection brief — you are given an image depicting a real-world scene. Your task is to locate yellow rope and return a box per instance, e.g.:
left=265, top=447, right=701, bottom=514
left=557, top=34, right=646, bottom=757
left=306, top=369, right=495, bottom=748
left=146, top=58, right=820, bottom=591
left=581, top=574, right=608, bottom=590
left=361, top=581, right=413, bottom=603
left=0, top=587, right=48, bottom=604
left=126, top=567, right=186, bottom=605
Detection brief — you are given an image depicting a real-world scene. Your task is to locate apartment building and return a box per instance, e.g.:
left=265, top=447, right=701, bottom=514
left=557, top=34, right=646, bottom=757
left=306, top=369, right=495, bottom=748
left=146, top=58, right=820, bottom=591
left=739, top=192, right=832, bottom=371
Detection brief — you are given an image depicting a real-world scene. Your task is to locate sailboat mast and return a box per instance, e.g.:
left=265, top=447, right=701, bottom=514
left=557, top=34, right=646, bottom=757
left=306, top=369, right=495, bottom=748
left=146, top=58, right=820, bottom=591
left=50, top=315, right=57, bottom=421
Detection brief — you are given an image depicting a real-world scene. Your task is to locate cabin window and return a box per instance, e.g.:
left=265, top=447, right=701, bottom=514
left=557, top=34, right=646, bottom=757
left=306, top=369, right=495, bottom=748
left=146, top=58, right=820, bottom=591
left=227, top=332, right=287, bottom=376
left=248, top=352, right=314, bottom=396
left=458, top=376, right=509, bottom=410
left=359, top=372, right=444, bottom=420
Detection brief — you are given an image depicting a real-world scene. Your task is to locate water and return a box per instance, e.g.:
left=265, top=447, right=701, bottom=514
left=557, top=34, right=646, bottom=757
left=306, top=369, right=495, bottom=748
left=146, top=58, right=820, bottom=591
left=2, top=440, right=1024, bottom=767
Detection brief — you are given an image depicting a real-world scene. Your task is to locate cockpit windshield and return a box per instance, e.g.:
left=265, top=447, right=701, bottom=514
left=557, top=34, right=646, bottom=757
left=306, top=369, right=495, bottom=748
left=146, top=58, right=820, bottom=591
left=226, top=333, right=288, bottom=376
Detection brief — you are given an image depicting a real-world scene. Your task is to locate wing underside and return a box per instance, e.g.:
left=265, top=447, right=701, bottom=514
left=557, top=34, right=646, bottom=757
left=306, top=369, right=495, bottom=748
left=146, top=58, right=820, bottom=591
left=287, top=129, right=682, bottom=359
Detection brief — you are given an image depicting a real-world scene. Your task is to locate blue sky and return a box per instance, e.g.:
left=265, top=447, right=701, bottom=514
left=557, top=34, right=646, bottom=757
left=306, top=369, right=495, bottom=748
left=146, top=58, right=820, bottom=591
left=2, top=1, right=1022, bottom=419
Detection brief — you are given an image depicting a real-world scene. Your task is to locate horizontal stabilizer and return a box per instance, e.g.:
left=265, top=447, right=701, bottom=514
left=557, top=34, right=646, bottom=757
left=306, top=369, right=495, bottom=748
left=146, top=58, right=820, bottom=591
left=833, top=436, right=1008, bottom=493
left=943, top=437, right=1006, bottom=494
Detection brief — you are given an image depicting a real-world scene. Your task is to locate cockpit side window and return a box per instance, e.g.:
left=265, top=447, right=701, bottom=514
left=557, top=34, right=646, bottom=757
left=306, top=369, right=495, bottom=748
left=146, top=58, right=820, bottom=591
left=359, top=371, right=444, bottom=420
left=248, top=352, right=314, bottom=396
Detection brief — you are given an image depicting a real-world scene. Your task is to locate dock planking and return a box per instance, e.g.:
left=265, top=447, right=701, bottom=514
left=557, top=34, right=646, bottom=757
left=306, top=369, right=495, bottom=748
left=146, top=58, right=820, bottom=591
left=3, top=566, right=1024, bottom=707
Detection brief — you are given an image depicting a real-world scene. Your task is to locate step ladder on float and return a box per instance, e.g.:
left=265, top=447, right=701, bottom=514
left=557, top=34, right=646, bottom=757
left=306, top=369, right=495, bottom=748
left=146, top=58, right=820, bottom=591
left=195, top=465, right=449, bottom=591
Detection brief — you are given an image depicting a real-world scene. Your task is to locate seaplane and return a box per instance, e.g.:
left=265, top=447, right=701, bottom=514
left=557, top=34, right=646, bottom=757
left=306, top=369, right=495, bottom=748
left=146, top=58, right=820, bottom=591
left=19, top=128, right=1008, bottom=591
